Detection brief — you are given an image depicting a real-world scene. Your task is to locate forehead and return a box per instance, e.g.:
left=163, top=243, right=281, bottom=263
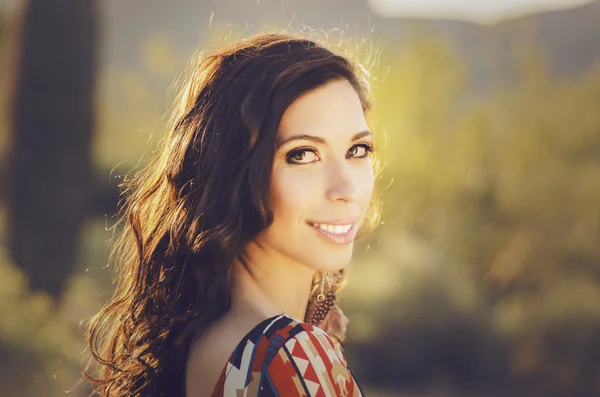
left=277, top=79, right=368, bottom=140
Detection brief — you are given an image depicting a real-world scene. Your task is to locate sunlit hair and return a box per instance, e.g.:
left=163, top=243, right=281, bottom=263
left=85, top=31, right=381, bottom=397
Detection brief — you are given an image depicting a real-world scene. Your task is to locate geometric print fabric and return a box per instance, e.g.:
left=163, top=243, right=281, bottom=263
left=210, top=313, right=366, bottom=396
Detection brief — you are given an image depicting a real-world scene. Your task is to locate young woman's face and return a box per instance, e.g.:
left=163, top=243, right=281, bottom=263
left=256, top=78, right=375, bottom=272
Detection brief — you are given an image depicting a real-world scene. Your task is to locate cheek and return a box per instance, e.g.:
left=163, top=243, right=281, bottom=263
left=357, top=162, right=376, bottom=207
left=269, top=168, right=320, bottom=225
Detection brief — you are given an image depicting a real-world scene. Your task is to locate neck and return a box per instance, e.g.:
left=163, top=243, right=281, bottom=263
left=230, top=241, right=316, bottom=322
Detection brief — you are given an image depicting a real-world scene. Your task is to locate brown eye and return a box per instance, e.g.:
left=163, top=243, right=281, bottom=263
left=347, top=143, right=373, bottom=159
left=286, top=149, right=319, bottom=165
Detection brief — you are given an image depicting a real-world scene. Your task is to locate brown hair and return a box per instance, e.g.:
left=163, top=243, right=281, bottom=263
left=85, top=31, right=380, bottom=397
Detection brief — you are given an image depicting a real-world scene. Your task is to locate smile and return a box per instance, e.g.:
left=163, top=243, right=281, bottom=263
left=306, top=221, right=358, bottom=244
left=310, top=223, right=352, bottom=234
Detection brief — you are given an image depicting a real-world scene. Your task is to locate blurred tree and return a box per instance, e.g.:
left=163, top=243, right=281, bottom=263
left=5, top=0, right=98, bottom=299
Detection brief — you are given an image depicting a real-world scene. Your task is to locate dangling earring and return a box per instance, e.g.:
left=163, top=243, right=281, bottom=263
left=308, top=271, right=336, bottom=326
left=317, top=271, right=329, bottom=302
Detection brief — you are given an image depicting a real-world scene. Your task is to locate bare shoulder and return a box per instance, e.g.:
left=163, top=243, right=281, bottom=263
left=184, top=311, right=266, bottom=397
left=185, top=317, right=231, bottom=397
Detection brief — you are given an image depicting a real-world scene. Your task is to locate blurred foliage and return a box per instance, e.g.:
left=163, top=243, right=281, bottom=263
left=1, top=28, right=600, bottom=396
left=343, top=35, right=600, bottom=396
left=0, top=246, right=83, bottom=396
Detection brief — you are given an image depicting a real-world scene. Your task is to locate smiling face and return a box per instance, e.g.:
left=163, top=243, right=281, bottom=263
left=254, top=78, right=375, bottom=272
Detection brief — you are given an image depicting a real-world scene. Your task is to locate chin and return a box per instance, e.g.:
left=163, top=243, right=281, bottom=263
left=309, top=251, right=353, bottom=273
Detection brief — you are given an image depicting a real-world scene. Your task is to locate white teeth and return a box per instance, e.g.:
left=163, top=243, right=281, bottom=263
left=311, top=223, right=353, bottom=235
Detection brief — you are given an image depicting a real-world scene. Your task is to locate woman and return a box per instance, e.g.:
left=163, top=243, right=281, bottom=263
left=86, top=32, right=380, bottom=397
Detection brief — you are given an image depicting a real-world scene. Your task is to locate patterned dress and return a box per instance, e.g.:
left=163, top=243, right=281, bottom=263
left=210, top=313, right=366, bottom=396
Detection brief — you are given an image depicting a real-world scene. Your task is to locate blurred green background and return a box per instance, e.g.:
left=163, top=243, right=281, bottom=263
left=1, top=0, right=599, bottom=396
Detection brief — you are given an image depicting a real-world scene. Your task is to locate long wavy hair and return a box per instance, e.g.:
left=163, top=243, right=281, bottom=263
left=85, top=32, right=381, bottom=397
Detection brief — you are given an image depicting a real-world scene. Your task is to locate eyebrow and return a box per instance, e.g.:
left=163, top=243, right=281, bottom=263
left=276, top=130, right=372, bottom=149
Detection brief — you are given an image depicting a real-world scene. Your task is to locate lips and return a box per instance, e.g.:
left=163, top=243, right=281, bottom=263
left=306, top=220, right=359, bottom=245
left=310, top=222, right=352, bottom=234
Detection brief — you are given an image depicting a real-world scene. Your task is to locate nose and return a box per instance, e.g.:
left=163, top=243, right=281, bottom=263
left=325, top=160, right=359, bottom=203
